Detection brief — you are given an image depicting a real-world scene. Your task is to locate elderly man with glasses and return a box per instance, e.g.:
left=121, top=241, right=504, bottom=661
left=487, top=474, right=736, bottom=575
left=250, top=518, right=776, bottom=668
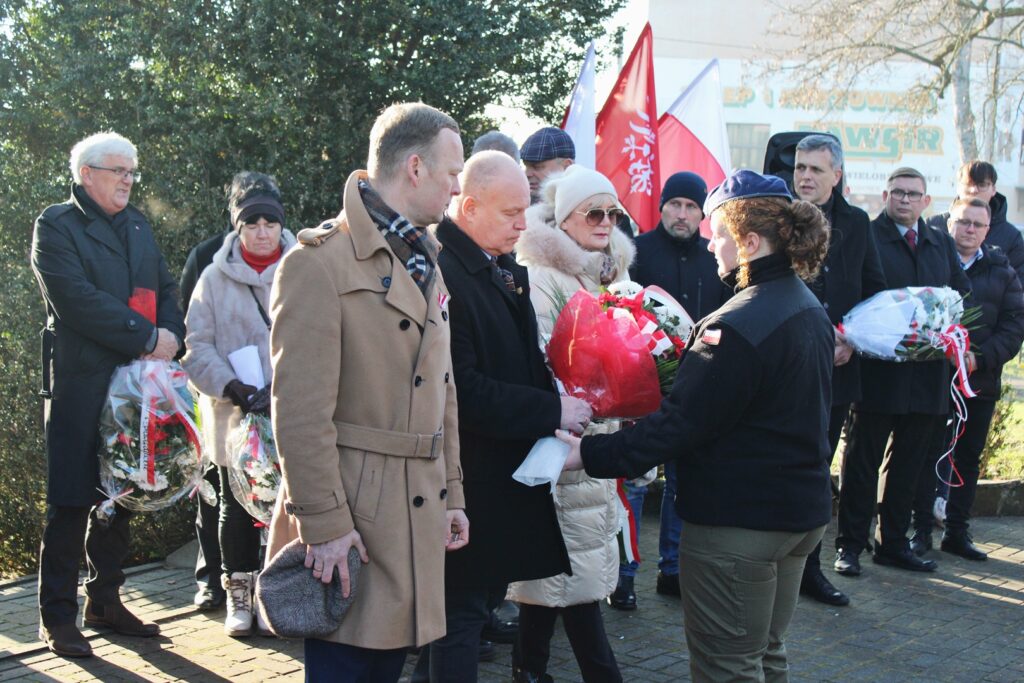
left=834, top=167, right=970, bottom=579
left=31, top=131, right=184, bottom=658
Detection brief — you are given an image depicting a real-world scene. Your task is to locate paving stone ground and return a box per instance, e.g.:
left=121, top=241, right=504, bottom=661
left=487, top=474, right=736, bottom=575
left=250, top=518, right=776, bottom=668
left=2, top=515, right=1023, bottom=682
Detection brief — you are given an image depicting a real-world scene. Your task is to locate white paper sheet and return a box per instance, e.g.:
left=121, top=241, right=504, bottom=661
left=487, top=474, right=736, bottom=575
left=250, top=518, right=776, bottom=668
left=227, top=345, right=266, bottom=389
left=513, top=437, right=570, bottom=493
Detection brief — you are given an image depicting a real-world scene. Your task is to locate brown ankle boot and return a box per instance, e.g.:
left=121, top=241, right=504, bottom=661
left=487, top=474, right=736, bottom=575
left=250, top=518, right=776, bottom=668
left=84, top=598, right=160, bottom=637
left=39, top=622, right=93, bottom=658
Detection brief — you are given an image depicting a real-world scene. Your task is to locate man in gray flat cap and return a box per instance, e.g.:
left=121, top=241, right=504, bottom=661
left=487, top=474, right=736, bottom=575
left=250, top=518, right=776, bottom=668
left=521, top=126, right=575, bottom=205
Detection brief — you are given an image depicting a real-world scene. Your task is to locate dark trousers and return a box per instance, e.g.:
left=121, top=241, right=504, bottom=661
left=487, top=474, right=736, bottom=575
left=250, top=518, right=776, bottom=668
left=195, top=463, right=222, bottom=589
left=803, top=403, right=848, bottom=574
left=913, top=398, right=996, bottom=534
left=412, top=584, right=507, bottom=683
left=303, top=638, right=406, bottom=683
left=513, top=601, right=622, bottom=682
left=218, top=466, right=262, bottom=573
left=837, top=410, right=945, bottom=554
left=38, top=504, right=133, bottom=627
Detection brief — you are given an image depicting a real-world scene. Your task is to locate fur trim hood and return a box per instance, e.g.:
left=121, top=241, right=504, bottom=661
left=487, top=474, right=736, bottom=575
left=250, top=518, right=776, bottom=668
left=517, top=203, right=635, bottom=282
left=212, top=229, right=297, bottom=286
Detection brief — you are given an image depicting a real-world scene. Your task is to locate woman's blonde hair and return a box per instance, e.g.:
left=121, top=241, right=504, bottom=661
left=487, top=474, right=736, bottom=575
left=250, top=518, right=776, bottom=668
left=716, top=196, right=829, bottom=288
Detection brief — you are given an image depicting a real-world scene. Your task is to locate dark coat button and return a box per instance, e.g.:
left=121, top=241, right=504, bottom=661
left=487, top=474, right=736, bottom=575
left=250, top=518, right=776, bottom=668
left=127, top=319, right=138, bottom=330
left=441, top=311, right=448, bottom=321
left=444, top=372, right=450, bottom=383
left=413, top=495, right=424, bottom=507
left=400, top=319, right=411, bottom=330
left=440, top=488, right=447, bottom=500
left=414, top=376, right=423, bottom=387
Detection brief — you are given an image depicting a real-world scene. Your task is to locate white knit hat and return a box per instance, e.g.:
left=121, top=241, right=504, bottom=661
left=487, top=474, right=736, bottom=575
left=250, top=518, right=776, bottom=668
left=542, top=165, right=619, bottom=226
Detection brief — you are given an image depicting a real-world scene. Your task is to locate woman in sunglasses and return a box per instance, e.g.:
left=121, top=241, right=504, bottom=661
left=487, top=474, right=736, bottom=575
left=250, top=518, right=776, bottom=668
left=508, top=164, right=634, bottom=683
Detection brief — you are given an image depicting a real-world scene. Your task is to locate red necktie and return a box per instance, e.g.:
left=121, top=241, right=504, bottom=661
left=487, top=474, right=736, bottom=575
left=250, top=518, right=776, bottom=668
left=905, top=228, right=917, bottom=252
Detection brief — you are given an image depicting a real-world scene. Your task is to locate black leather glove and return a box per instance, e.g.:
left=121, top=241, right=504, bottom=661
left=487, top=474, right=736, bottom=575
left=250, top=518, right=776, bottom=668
left=248, top=386, right=271, bottom=416
left=224, top=380, right=258, bottom=411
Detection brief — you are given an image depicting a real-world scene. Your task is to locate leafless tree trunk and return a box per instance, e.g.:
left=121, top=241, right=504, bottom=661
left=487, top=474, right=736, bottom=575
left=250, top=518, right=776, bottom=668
left=951, top=40, right=979, bottom=162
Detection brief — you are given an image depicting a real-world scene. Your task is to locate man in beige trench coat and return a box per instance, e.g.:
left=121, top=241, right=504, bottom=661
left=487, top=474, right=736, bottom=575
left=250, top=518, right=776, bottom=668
left=267, top=102, right=470, bottom=682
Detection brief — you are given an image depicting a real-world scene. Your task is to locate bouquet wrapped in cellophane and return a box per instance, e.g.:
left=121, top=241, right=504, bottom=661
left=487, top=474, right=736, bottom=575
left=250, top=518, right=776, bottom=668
left=545, top=281, right=693, bottom=419
left=226, top=413, right=280, bottom=524
left=838, top=286, right=977, bottom=363
left=97, top=360, right=203, bottom=520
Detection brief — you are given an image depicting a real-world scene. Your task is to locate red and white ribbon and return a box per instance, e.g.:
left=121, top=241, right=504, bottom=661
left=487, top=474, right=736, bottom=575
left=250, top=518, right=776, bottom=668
left=936, top=324, right=977, bottom=399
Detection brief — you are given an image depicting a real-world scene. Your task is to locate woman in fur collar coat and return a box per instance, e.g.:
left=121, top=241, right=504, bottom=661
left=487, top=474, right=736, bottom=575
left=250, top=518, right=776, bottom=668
left=509, top=165, right=633, bottom=683
left=182, top=177, right=296, bottom=638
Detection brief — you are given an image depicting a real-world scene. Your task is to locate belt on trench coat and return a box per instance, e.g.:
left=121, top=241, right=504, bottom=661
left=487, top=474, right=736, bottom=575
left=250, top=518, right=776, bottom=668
left=334, top=421, right=443, bottom=460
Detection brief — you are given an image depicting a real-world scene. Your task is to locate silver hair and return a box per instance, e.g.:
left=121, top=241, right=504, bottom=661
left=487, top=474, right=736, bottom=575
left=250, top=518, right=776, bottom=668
left=795, top=134, right=843, bottom=170
left=69, top=132, right=138, bottom=184
left=471, top=131, right=520, bottom=163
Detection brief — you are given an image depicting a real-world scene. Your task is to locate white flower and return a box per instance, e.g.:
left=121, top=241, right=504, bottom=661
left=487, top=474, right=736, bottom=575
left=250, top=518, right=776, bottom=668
left=606, top=280, right=643, bottom=297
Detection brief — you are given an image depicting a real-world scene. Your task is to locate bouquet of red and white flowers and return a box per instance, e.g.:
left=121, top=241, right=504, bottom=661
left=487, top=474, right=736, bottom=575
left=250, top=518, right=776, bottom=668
left=546, top=281, right=693, bottom=418
left=97, top=360, right=203, bottom=520
left=226, top=413, right=280, bottom=524
left=838, top=286, right=978, bottom=397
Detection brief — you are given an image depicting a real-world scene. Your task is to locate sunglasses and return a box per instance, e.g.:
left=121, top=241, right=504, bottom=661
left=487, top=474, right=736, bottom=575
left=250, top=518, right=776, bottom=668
left=576, top=208, right=625, bottom=227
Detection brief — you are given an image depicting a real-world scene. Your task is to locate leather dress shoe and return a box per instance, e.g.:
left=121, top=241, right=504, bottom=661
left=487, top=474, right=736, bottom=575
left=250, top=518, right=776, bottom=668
left=833, top=548, right=861, bottom=576
left=909, top=529, right=933, bottom=557
left=39, top=622, right=92, bottom=658
left=193, top=583, right=226, bottom=611
left=481, top=610, right=517, bottom=644
left=478, top=639, right=496, bottom=662
left=872, top=547, right=937, bottom=572
left=941, top=532, right=988, bottom=561
left=84, top=599, right=160, bottom=637
left=655, top=571, right=681, bottom=597
left=608, top=575, right=637, bottom=610
left=800, top=567, right=850, bottom=606
left=512, top=668, right=554, bottom=683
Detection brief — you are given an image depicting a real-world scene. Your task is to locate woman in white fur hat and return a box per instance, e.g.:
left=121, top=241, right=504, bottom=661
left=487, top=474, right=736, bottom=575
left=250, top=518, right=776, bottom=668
left=508, top=164, right=634, bottom=683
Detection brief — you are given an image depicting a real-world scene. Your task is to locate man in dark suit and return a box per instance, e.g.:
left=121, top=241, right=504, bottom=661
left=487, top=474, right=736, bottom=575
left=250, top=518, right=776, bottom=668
left=612, top=171, right=730, bottom=609
left=417, top=150, right=586, bottom=682
left=31, top=132, right=185, bottom=658
left=835, top=167, right=970, bottom=577
left=792, top=135, right=887, bottom=605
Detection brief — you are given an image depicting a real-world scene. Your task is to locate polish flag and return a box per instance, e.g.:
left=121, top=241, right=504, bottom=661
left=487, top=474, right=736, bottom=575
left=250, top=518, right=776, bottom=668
left=561, top=41, right=597, bottom=169
left=658, top=59, right=732, bottom=201
left=596, top=24, right=660, bottom=233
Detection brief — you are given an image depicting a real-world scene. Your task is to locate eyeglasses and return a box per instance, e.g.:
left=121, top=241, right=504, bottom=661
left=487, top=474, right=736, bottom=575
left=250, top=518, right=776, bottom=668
left=576, top=208, right=625, bottom=226
left=889, top=189, right=923, bottom=201
left=88, top=165, right=141, bottom=182
left=952, top=218, right=989, bottom=230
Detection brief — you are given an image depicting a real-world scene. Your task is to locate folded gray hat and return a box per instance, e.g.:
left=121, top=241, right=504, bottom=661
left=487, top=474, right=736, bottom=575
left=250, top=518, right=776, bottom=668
left=255, top=538, right=361, bottom=639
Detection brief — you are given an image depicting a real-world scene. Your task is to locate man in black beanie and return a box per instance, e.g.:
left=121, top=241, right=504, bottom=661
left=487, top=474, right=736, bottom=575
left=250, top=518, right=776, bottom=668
left=608, top=171, right=731, bottom=610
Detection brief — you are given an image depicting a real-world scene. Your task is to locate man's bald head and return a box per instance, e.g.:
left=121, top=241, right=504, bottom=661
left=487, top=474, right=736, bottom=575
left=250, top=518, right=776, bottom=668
left=451, top=151, right=530, bottom=256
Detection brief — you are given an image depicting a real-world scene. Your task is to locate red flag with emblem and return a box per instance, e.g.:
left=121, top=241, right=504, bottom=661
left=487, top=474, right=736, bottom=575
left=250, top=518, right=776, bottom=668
left=595, top=23, right=660, bottom=233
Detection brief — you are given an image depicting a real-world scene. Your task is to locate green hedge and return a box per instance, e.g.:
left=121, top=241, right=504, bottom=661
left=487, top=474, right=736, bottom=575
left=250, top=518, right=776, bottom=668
left=0, top=0, right=622, bottom=578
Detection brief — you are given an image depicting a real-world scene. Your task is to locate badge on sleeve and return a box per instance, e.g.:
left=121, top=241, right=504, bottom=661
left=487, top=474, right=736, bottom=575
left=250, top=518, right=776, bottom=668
left=438, top=292, right=450, bottom=312
left=701, top=328, right=722, bottom=346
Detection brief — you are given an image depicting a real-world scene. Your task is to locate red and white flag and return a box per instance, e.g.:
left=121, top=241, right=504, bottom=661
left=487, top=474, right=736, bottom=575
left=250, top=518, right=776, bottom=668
left=561, top=41, right=597, bottom=169
left=658, top=59, right=732, bottom=199
left=596, top=23, right=660, bottom=233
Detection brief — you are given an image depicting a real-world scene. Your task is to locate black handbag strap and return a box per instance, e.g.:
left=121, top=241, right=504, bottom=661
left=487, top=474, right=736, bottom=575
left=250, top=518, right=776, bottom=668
left=248, top=286, right=272, bottom=330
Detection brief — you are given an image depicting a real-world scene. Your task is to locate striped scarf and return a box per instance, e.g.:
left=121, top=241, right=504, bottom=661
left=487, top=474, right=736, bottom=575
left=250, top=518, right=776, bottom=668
left=359, top=180, right=436, bottom=297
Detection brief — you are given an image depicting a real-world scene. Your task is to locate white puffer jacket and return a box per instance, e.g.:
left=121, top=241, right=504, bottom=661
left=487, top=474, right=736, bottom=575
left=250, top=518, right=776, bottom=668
left=506, top=204, right=635, bottom=607
left=182, top=230, right=296, bottom=466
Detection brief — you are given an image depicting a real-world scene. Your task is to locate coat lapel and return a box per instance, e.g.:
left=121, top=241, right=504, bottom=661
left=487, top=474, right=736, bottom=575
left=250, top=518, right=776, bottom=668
left=385, top=253, right=428, bottom=326
left=83, top=217, right=127, bottom=260
left=124, top=215, right=147, bottom=283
